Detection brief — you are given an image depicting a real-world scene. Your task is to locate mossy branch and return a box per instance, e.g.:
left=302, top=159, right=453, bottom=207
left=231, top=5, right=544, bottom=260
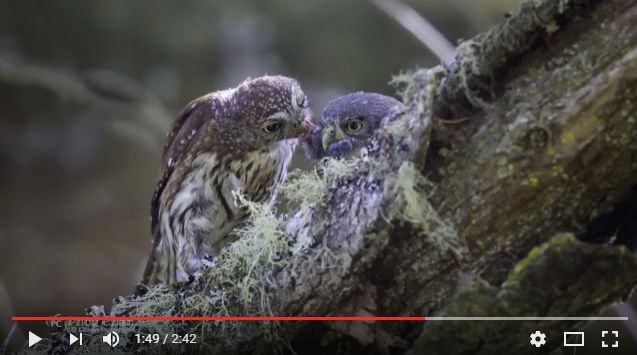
left=413, top=234, right=637, bottom=354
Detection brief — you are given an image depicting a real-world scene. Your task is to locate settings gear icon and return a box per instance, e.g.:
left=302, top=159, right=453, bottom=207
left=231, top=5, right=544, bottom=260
left=530, top=331, right=547, bottom=347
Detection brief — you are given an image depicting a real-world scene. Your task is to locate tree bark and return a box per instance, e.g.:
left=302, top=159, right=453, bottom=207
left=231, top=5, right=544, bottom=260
left=39, top=0, right=637, bottom=354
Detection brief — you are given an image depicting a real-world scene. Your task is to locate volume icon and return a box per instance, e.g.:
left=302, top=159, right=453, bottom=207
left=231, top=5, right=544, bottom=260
left=102, top=331, right=120, bottom=347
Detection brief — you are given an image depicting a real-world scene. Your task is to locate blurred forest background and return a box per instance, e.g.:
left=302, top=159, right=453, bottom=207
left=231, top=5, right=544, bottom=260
left=0, top=0, right=542, bottom=335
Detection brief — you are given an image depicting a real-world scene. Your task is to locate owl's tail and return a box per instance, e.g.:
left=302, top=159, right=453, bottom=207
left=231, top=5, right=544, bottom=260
left=139, top=229, right=175, bottom=290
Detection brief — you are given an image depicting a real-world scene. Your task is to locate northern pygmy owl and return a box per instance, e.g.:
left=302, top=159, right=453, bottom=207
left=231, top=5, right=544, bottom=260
left=303, top=92, right=404, bottom=160
left=142, top=75, right=313, bottom=285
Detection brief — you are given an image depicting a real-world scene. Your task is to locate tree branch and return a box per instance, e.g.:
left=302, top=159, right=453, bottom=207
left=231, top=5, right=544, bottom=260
left=0, top=56, right=171, bottom=152
left=368, top=0, right=456, bottom=65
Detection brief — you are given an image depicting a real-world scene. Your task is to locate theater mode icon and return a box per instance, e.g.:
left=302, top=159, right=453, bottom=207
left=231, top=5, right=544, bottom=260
left=563, top=331, right=584, bottom=347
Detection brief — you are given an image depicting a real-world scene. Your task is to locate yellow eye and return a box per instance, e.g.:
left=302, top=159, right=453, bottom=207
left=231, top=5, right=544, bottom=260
left=344, top=120, right=364, bottom=132
left=263, top=122, right=283, bottom=133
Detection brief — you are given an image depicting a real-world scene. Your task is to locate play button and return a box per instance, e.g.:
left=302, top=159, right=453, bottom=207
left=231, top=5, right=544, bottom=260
left=28, top=331, right=42, bottom=347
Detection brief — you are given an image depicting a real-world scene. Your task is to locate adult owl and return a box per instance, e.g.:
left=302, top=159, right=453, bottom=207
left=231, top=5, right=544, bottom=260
left=142, top=75, right=313, bottom=285
left=303, top=92, right=404, bottom=160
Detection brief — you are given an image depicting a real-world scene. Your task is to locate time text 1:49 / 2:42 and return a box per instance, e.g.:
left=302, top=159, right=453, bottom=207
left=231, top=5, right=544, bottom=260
left=135, top=333, right=197, bottom=344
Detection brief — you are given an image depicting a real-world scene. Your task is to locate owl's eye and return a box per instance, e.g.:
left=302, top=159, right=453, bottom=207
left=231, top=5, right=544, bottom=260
left=263, top=122, right=283, bottom=133
left=344, top=120, right=364, bottom=132
left=295, top=90, right=308, bottom=108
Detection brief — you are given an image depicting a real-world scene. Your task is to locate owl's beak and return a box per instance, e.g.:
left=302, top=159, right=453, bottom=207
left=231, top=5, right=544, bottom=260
left=321, top=126, right=336, bottom=151
left=321, top=127, right=353, bottom=157
left=296, top=119, right=315, bottom=136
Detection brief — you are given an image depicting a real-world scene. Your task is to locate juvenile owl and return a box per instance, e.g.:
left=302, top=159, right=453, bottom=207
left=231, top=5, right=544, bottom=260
left=142, top=75, right=313, bottom=285
left=303, top=92, right=404, bottom=160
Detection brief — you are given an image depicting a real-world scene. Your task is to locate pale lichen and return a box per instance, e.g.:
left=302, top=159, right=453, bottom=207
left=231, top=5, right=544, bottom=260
left=386, top=161, right=464, bottom=255
left=390, top=70, right=419, bottom=103
left=280, top=157, right=358, bottom=210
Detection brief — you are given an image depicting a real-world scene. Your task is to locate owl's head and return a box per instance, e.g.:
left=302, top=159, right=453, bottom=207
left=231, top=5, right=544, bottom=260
left=228, top=75, right=314, bottom=147
left=303, top=92, right=404, bottom=160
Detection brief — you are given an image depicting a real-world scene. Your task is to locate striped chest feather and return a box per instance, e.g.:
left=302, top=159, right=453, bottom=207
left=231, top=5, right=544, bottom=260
left=164, top=139, right=296, bottom=249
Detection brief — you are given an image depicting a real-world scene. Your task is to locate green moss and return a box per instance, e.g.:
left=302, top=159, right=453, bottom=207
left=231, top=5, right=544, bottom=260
left=507, top=233, right=574, bottom=281
left=281, top=157, right=357, bottom=210
left=280, top=168, right=326, bottom=208
left=527, top=174, right=540, bottom=187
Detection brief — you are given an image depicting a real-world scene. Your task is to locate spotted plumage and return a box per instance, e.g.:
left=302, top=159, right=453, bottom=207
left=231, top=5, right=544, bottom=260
left=303, top=92, right=404, bottom=160
left=142, top=75, right=313, bottom=285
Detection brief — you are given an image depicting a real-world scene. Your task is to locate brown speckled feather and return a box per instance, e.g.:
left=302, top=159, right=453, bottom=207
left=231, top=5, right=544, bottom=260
left=150, top=94, right=215, bottom=237
left=144, top=94, right=216, bottom=284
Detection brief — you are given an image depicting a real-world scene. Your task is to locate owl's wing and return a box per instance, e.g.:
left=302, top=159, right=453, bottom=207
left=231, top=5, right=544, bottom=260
left=149, top=94, right=215, bottom=236
left=142, top=94, right=215, bottom=286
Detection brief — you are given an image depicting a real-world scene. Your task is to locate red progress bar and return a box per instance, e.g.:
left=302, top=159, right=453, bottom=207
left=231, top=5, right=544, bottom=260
left=13, top=316, right=426, bottom=321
